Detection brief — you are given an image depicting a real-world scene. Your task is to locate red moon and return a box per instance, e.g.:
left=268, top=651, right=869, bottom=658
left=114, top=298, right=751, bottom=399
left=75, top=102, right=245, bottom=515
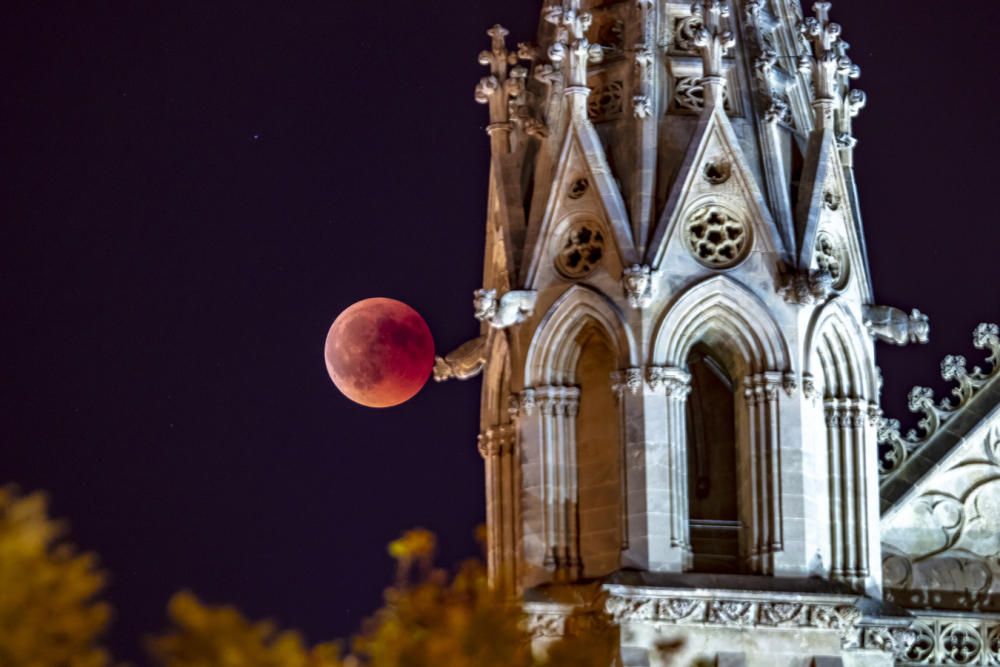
left=324, top=298, right=435, bottom=408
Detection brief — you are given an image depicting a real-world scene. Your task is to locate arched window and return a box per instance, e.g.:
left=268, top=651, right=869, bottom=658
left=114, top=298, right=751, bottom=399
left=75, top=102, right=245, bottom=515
left=686, top=345, right=740, bottom=573
left=575, top=327, right=623, bottom=578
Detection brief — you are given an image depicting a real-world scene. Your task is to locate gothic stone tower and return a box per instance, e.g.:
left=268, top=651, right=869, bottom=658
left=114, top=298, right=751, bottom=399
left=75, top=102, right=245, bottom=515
left=435, top=1, right=939, bottom=665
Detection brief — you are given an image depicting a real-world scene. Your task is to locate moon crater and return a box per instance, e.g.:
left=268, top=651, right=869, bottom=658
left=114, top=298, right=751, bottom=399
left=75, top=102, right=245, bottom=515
left=324, top=298, right=434, bottom=408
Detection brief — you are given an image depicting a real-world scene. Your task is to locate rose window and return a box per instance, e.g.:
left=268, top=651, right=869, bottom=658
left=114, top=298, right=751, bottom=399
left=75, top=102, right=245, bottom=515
left=815, top=231, right=848, bottom=288
left=555, top=222, right=605, bottom=278
left=685, top=205, right=749, bottom=268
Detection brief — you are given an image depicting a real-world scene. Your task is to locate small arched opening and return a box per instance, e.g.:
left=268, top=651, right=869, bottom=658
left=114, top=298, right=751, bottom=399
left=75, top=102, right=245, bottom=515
left=574, top=326, right=623, bottom=578
left=685, top=344, right=740, bottom=573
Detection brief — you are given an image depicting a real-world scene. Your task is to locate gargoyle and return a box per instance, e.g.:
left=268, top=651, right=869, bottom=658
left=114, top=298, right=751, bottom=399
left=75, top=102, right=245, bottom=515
left=433, top=335, right=488, bottom=382
left=473, top=288, right=537, bottom=329
left=863, top=305, right=930, bottom=346
left=436, top=288, right=536, bottom=383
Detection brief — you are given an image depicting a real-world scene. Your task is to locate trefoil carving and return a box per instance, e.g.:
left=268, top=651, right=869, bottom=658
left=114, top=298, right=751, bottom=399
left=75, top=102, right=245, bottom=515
left=877, top=323, right=1000, bottom=478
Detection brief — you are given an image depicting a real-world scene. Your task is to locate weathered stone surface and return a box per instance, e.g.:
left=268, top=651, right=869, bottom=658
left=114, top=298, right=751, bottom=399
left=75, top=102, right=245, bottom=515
left=460, top=0, right=1000, bottom=664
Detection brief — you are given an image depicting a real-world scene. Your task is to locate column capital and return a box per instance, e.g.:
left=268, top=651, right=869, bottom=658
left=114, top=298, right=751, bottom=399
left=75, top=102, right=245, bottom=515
left=610, top=368, right=644, bottom=399
left=477, top=424, right=516, bottom=458
left=647, top=366, right=692, bottom=398
left=519, top=385, right=581, bottom=417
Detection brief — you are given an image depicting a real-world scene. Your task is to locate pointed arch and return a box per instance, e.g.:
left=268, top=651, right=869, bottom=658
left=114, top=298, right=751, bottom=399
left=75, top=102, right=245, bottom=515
left=805, top=299, right=879, bottom=591
left=651, top=275, right=791, bottom=574
left=525, top=285, right=637, bottom=387
left=521, top=121, right=637, bottom=288
left=647, top=106, right=789, bottom=270
left=805, top=299, right=877, bottom=401
left=652, top=275, right=791, bottom=377
left=519, top=285, right=634, bottom=582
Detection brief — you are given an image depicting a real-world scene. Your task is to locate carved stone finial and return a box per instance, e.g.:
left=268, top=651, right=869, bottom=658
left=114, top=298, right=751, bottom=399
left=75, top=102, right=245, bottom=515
left=473, top=288, right=538, bottom=329
left=799, top=2, right=864, bottom=140
left=631, top=0, right=657, bottom=119
left=475, top=25, right=524, bottom=143
left=877, top=321, right=1000, bottom=478
left=622, top=265, right=654, bottom=309
left=690, top=0, right=735, bottom=106
left=544, top=0, right=603, bottom=105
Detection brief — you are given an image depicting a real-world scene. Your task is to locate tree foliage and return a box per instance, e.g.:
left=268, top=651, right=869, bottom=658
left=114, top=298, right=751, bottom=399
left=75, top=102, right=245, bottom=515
left=0, top=488, right=675, bottom=667
left=147, top=591, right=346, bottom=667
left=149, top=529, right=625, bottom=667
left=0, top=486, right=113, bottom=667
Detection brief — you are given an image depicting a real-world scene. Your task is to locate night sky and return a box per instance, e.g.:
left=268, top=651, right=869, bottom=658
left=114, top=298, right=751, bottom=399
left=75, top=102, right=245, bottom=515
left=3, top=1, right=999, bottom=663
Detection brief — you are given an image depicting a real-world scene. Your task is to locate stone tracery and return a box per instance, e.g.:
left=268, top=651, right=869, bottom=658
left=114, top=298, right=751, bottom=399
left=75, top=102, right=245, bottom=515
left=465, top=1, right=999, bottom=664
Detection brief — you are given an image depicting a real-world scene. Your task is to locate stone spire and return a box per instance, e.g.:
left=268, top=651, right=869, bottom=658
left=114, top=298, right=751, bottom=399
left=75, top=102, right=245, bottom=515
left=543, top=0, right=604, bottom=118
left=691, top=0, right=736, bottom=108
left=474, top=25, right=524, bottom=155
left=798, top=1, right=865, bottom=145
left=452, top=0, right=934, bottom=612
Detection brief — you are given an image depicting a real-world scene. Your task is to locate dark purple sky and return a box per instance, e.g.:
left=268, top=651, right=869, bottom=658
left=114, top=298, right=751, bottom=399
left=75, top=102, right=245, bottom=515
left=3, top=1, right=998, bottom=662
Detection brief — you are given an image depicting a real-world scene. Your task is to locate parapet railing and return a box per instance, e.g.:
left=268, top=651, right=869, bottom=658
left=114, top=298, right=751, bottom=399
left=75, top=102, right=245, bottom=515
left=877, top=323, right=1000, bottom=483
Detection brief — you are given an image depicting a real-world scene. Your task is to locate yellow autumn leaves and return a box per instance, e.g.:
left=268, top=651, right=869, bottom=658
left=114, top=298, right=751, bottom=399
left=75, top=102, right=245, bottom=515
left=148, top=591, right=346, bottom=667
left=150, top=528, right=620, bottom=667
left=0, top=486, right=113, bottom=667
left=0, top=488, right=640, bottom=666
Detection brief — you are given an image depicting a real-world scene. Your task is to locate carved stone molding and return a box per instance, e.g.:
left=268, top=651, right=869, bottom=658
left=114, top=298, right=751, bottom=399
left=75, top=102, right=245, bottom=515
left=802, top=372, right=820, bottom=403
left=777, top=268, right=833, bottom=305
left=621, top=264, right=654, bottom=309
left=602, top=588, right=864, bottom=648
left=516, top=385, right=580, bottom=418
left=881, top=614, right=1000, bottom=665
left=878, top=323, right=1000, bottom=478
left=477, top=424, right=515, bottom=458
left=518, top=388, right=537, bottom=416
left=882, top=422, right=1000, bottom=612
left=631, top=94, right=652, bottom=118
left=610, top=368, right=643, bottom=399
left=859, top=625, right=917, bottom=660
left=782, top=371, right=798, bottom=397
left=746, top=372, right=784, bottom=404
left=530, top=588, right=918, bottom=659
left=524, top=606, right=609, bottom=639
left=646, top=366, right=692, bottom=398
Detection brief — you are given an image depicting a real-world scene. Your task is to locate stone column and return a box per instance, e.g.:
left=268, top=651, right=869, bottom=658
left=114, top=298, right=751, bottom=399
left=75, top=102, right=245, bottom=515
left=650, top=366, right=693, bottom=569
left=516, top=388, right=547, bottom=586
left=561, top=389, right=582, bottom=580
left=519, top=385, right=581, bottom=584
left=478, top=424, right=516, bottom=591
left=825, top=400, right=846, bottom=580
left=824, top=398, right=879, bottom=593
left=744, top=372, right=784, bottom=574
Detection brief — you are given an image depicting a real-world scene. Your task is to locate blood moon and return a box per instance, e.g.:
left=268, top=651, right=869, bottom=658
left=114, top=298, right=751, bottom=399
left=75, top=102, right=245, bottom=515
left=324, top=298, right=435, bottom=408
